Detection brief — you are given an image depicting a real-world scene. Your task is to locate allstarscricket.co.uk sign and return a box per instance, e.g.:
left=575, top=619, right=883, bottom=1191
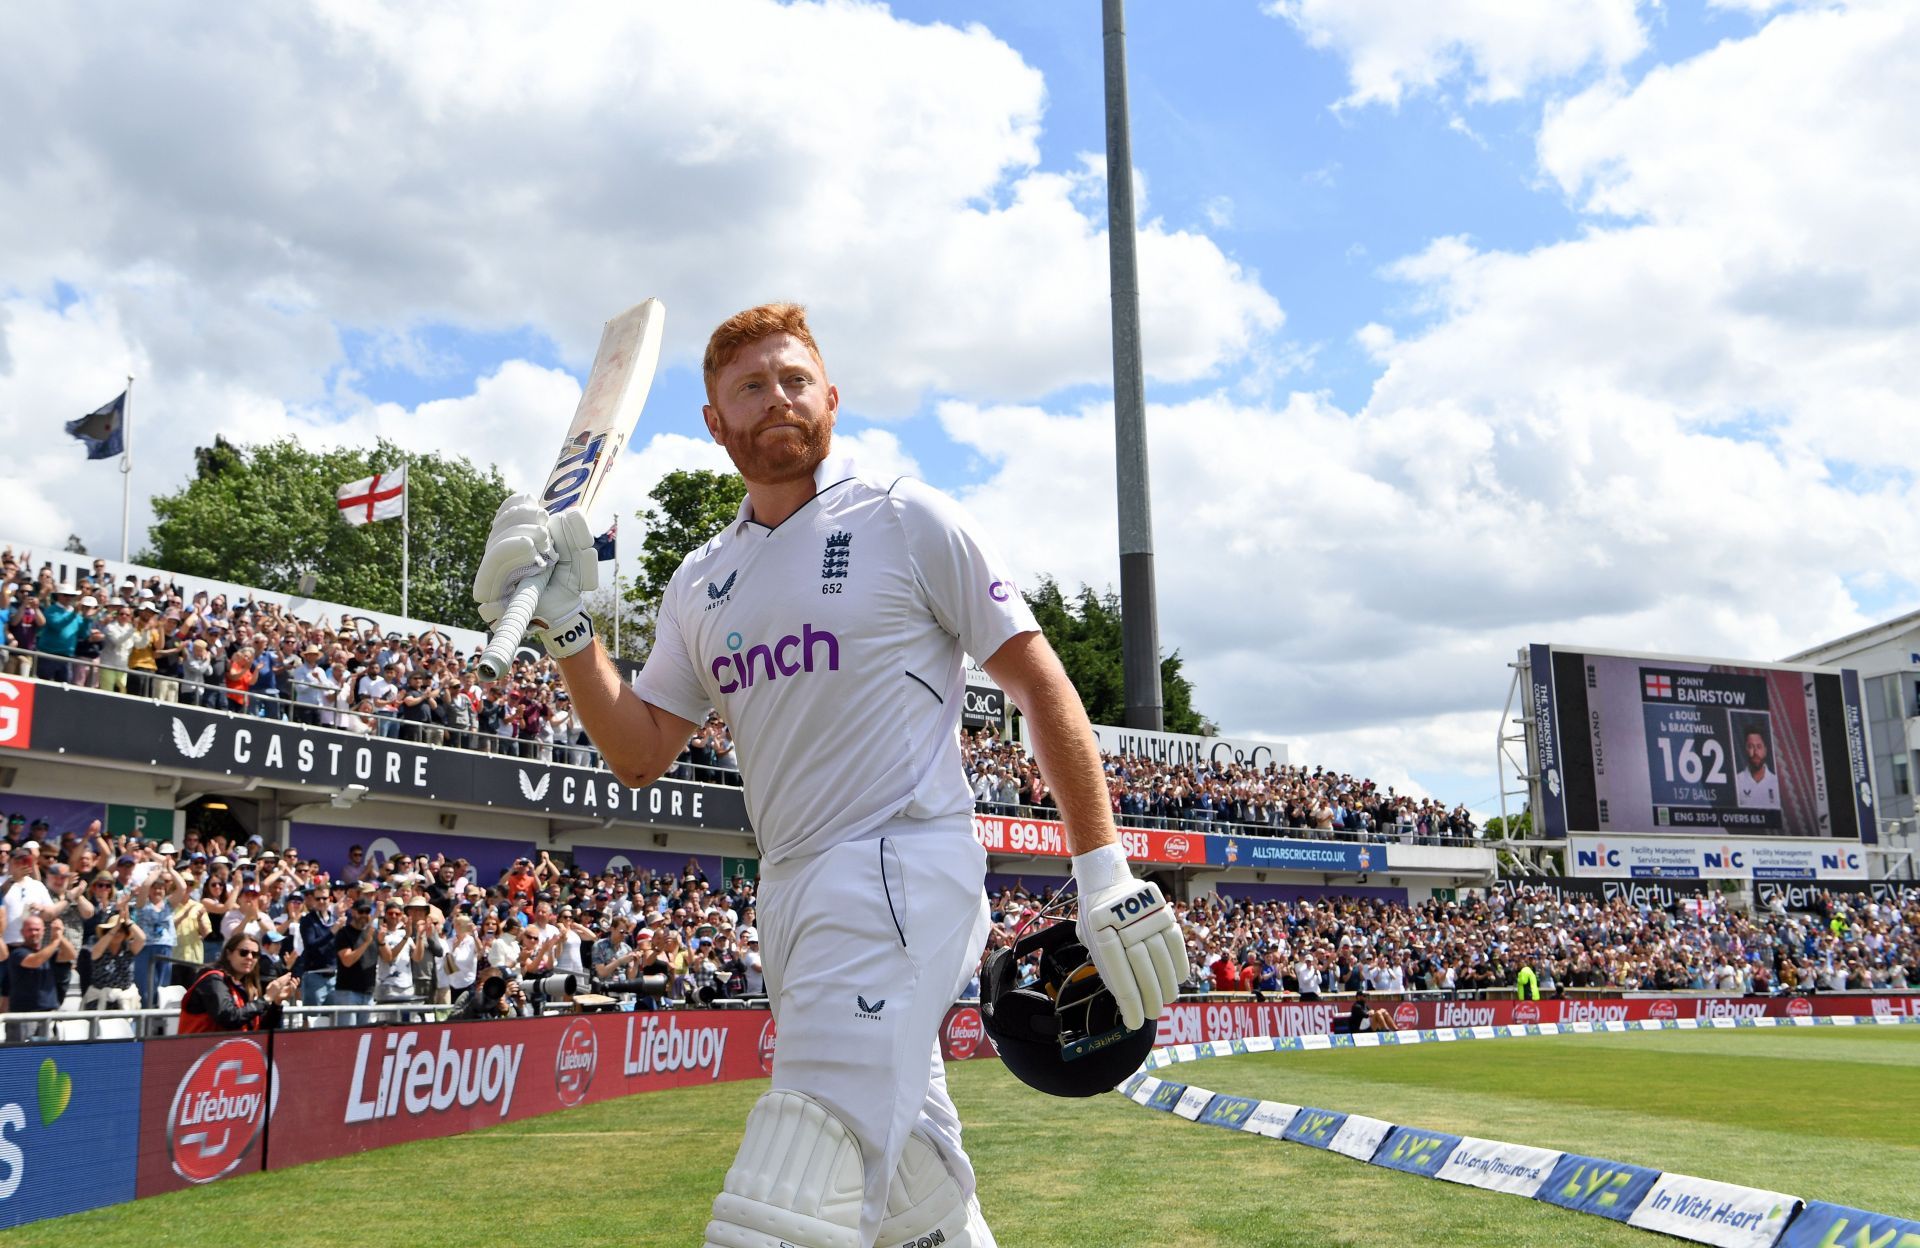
left=9, top=677, right=749, bottom=830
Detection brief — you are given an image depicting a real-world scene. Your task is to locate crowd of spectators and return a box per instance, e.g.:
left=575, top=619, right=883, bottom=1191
left=4, top=811, right=1918, bottom=1040
left=4, top=547, right=1478, bottom=843
left=0, top=546, right=744, bottom=774
left=0, top=815, right=761, bottom=1037
left=983, top=880, right=1920, bottom=999
left=961, top=728, right=1476, bottom=844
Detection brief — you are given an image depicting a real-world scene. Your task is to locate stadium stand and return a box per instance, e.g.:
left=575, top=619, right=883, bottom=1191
left=6, top=545, right=1912, bottom=1039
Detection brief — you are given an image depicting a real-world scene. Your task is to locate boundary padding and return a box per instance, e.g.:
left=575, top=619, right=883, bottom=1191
left=1116, top=1013, right=1920, bottom=1248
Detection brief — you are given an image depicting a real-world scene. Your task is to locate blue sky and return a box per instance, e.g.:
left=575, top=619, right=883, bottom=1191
left=3, top=1, right=1916, bottom=812
left=332, top=0, right=1767, bottom=491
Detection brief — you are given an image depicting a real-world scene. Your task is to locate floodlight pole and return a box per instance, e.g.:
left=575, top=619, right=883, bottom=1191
left=1103, top=0, right=1164, bottom=732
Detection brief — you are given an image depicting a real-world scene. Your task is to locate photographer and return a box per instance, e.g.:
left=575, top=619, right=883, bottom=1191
left=447, top=963, right=523, bottom=1021
left=1344, top=989, right=1398, bottom=1035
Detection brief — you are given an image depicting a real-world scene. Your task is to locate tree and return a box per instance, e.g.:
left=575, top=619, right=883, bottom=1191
left=581, top=579, right=652, bottom=663
left=623, top=469, right=747, bottom=621
left=143, top=437, right=509, bottom=627
left=63, top=534, right=87, bottom=555
left=1021, top=577, right=1208, bottom=734
left=1483, top=810, right=1532, bottom=840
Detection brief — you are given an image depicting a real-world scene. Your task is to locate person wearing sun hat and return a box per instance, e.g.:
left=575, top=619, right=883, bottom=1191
left=34, top=583, right=87, bottom=684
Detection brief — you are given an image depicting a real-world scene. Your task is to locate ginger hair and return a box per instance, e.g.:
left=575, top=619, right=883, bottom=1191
left=702, top=302, right=824, bottom=404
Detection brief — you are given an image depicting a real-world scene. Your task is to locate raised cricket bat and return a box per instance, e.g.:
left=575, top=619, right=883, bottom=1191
left=476, top=298, right=665, bottom=680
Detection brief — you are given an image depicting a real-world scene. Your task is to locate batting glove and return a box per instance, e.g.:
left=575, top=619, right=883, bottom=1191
left=1073, top=841, right=1188, bottom=1031
left=471, top=494, right=600, bottom=660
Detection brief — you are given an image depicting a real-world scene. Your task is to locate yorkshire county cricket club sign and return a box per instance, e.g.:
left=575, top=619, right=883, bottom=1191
left=12, top=678, right=748, bottom=831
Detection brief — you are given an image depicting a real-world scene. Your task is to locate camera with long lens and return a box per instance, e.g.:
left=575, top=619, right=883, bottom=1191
left=522, top=972, right=578, bottom=1015
left=583, top=959, right=674, bottom=1012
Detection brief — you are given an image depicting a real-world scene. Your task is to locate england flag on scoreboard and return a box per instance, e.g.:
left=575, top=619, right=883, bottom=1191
left=336, top=466, right=407, bottom=526
left=1644, top=673, right=1673, bottom=699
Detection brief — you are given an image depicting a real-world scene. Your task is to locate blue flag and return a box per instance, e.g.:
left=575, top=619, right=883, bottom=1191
left=66, top=391, right=126, bottom=460
left=593, top=520, right=617, bottom=562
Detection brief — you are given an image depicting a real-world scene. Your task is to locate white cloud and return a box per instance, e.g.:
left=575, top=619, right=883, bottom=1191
left=931, top=0, right=1920, bottom=792
left=1268, top=0, right=1648, bottom=107
left=0, top=0, right=1277, bottom=555
left=1382, top=0, right=1920, bottom=468
left=941, top=389, right=1906, bottom=758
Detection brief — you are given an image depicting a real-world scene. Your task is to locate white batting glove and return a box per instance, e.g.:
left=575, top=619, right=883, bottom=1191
left=471, top=494, right=601, bottom=660
left=1073, top=841, right=1188, bottom=1031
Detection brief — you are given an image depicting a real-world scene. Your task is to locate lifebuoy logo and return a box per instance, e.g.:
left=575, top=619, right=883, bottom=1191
left=1786, top=997, right=1813, bottom=1018
left=1559, top=1000, right=1627, bottom=1024
left=554, top=1019, right=597, bottom=1107
left=1393, top=1002, right=1420, bottom=1029
left=1163, top=836, right=1191, bottom=860
left=943, top=1007, right=986, bottom=1060
left=168, top=1039, right=275, bottom=1184
left=758, top=1018, right=778, bottom=1075
left=1511, top=1002, right=1541, bottom=1025
left=0, top=677, right=33, bottom=750
left=1648, top=1000, right=1679, bottom=1020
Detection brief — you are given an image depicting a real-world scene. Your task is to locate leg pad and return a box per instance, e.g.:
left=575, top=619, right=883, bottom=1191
left=876, top=1132, right=970, bottom=1248
left=703, top=1091, right=865, bottom=1248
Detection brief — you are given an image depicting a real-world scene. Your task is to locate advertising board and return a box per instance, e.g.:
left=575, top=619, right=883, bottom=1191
left=1154, top=995, right=1915, bottom=1044
left=0, top=1040, right=141, bottom=1229
left=136, top=1033, right=276, bottom=1198
left=1090, top=724, right=1287, bottom=769
left=970, top=814, right=1212, bottom=867
left=1567, top=836, right=1867, bottom=881
left=1528, top=644, right=1873, bottom=847
left=1206, top=836, right=1383, bottom=873
left=6, top=678, right=749, bottom=830
left=263, top=1011, right=771, bottom=1168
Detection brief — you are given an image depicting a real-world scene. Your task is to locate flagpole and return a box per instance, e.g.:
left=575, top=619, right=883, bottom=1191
left=401, top=453, right=410, bottom=622
left=120, top=375, right=135, bottom=561
left=613, top=549, right=621, bottom=660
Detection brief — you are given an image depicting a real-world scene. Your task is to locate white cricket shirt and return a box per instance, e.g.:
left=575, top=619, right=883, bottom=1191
left=1735, top=766, right=1779, bottom=808
left=633, top=454, right=1038, bottom=864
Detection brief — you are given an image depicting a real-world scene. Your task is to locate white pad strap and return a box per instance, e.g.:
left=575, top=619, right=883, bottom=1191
left=704, top=1091, right=865, bottom=1248
left=877, top=1131, right=969, bottom=1248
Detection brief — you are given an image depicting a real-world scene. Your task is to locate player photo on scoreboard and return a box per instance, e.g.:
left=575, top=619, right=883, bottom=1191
left=1547, top=648, right=1867, bottom=840
left=1729, top=711, right=1781, bottom=810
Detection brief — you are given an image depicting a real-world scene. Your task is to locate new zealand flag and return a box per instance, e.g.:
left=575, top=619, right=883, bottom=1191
left=66, top=391, right=126, bottom=460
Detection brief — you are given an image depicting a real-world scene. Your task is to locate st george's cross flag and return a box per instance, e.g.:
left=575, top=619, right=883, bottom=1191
left=336, top=466, right=407, bottom=526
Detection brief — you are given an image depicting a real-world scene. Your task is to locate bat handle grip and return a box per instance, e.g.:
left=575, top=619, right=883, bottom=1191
left=477, top=579, right=544, bottom=681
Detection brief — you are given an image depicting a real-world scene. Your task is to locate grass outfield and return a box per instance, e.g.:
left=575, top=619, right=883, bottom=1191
left=36, top=1029, right=1920, bottom=1247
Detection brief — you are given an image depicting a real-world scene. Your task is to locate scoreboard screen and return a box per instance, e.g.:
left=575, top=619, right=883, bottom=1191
left=1528, top=644, right=1874, bottom=841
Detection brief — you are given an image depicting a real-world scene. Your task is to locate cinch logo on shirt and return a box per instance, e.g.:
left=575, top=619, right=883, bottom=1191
left=712, top=625, right=841, bottom=694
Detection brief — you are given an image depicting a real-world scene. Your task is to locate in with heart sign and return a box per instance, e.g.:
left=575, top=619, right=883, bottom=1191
left=0, top=1041, right=142, bottom=1227
left=37, top=1059, right=70, bottom=1126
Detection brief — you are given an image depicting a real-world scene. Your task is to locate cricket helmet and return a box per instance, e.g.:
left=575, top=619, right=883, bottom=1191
left=981, top=892, right=1157, bottom=1098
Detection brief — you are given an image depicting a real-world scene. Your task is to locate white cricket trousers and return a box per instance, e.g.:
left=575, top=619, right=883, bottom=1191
left=757, top=818, right=990, bottom=1248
